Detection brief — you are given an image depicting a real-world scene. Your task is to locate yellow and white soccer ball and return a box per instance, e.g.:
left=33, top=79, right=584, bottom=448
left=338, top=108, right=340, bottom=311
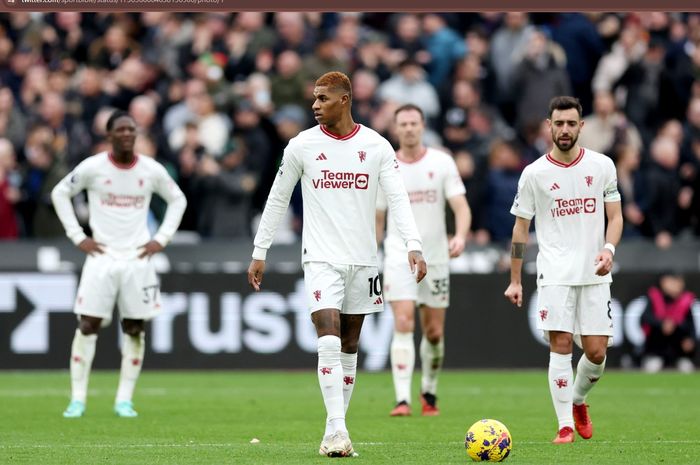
left=464, top=419, right=512, bottom=462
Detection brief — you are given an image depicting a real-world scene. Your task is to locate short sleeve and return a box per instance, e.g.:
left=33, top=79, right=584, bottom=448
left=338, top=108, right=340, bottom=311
left=510, top=168, right=536, bottom=220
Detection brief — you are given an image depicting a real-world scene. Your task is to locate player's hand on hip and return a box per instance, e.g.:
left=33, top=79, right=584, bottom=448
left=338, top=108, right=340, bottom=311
left=138, top=240, right=164, bottom=258
left=504, top=283, right=523, bottom=307
left=594, top=249, right=613, bottom=276
left=78, top=238, right=105, bottom=256
left=248, top=259, right=265, bottom=291
left=448, top=235, right=466, bottom=258
left=408, top=250, right=427, bottom=283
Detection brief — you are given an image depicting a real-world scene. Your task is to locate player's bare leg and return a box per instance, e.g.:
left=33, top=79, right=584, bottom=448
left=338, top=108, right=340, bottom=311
left=418, top=306, right=445, bottom=416
left=549, top=331, right=575, bottom=443
left=114, top=318, right=145, bottom=418
left=389, top=300, right=415, bottom=416
left=572, top=335, right=608, bottom=439
left=313, top=309, right=354, bottom=457
left=64, top=315, right=101, bottom=418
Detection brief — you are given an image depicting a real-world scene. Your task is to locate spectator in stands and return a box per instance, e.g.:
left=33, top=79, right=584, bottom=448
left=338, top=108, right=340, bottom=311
left=163, top=78, right=207, bottom=134
left=193, top=138, right=258, bottom=238
left=173, top=121, right=204, bottom=232
left=34, top=91, right=92, bottom=167
left=129, top=94, right=170, bottom=163
left=303, top=33, right=348, bottom=81
left=550, top=13, right=605, bottom=115
left=273, top=12, right=316, bottom=56
left=168, top=86, right=231, bottom=159
left=421, top=13, right=467, bottom=88
left=512, top=29, right=572, bottom=136
left=270, top=50, right=308, bottom=109
left=19, top=125, right=68, bottom=237
left=489, top=12, right=535, bottom=124
left=454, top=149, right=486, bottom=242
left=641, top=270, right=696, bottom=373
left=378, top=58, right=441, bottom=123
left=615, top=143, right=646, bottom=237
left=350, top=69, right=381, bottom=128
left=578, top=90, right=643, bottom=158
left=69, top=67, right=112, bottom=133
left=0, top=138, right=20, bottom=239
left=0, top=87, right=27, bottom=151
left=615, top=37, right=671, bottom=142
left=478, top=139, right=523, bottom=246
left=592, top=20, right=647, bottom=94
left=88, top=23, right=138, bottom=70
left=387, top=14, right=427, bottom=67
left=643, top=136, right=683, bottom=249
left=355, top=31, right=392, bottom=81
left=40, top=12, right=91, bottom=69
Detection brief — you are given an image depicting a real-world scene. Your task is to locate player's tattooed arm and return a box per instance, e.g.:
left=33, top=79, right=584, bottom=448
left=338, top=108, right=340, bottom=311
left=510, top=242, right=526, bottom=259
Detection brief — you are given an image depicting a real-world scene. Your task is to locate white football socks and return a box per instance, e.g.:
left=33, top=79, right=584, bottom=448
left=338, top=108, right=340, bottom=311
left=390, top=331, right=415, bottom=403
left=69, top=329, right=97, bottom=403
left=318, top=335, right=346, bottom=435
left=573, top=354, right=606, bottom=405
left=420, top=336, right=444, bottom=395
left=548, top=352, right=574, bottom=429
left=116, top=332, right=145, bottom=404
left=340, top=351, right=357, bottom=413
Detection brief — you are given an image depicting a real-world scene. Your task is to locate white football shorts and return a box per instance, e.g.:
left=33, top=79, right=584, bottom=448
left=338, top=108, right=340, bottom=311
left=383, top=259, right=449, bottom=309
left=536, top=283, right=614, bottom=348
left=303, top=261, right=384, bottom=315
left=74, top=253, right=162, bottom=325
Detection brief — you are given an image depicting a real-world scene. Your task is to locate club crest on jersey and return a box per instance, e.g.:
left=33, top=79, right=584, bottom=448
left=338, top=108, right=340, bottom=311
left=585, top=176, right=593, bottom=187
left=313, top=290, right=321, bottom=301
left=139, top=179, right=144, bottom=187
left=428, top=171, right=434, bottom=179
left=358, top=151, right=366, bottom=163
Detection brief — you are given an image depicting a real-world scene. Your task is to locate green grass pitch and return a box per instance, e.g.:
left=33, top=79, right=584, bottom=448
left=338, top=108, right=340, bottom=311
left=1, top=370, right=699, bottom=464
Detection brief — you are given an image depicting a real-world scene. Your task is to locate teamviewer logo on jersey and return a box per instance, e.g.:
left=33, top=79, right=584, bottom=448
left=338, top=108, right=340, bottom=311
left=550, top=197, right=596, bottom=217
left=355, top=173, right=369, bottom=189
left=312, top=170, right=369, bottom=190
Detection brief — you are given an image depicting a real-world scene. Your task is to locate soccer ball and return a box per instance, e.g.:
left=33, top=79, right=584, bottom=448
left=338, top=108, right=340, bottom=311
left=464, top=419, right=512, bottom=462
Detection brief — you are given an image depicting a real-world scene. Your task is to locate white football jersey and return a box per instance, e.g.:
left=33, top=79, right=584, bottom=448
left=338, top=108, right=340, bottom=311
left=510, top=148, right=621, bottom=285
left=378, top=147, right=466, bottom=264
left=52, top=152, right=187, bottom=258
left=253, top=124, right=422, bottom=265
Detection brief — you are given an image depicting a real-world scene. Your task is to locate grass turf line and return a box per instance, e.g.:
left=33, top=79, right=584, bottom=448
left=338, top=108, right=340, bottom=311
left=0, top=370, right=698, bottom=464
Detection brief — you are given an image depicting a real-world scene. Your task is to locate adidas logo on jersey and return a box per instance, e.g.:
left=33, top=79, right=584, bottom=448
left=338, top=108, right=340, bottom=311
left=549, top=183, right=560, bottom=191
left=316, top=153, right=327, bottom=161
left=374, top=297, right=383, bottom=305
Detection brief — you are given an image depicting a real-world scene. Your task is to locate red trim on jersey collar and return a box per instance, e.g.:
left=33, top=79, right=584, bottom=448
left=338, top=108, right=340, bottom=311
left=396, top=147, right=428, bottom=164
left=546, top=148, right=584, bottom=168
left=320, top=124, right=361, bottom=140
left=108, top=152, right=138, bottom=169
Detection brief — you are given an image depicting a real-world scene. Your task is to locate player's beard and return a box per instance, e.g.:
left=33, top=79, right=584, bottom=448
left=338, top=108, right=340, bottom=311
left=553, top=132, right=578, bottom=153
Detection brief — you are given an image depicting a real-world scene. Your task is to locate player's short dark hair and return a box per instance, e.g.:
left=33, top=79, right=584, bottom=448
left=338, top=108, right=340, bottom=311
left=548, top=96, right=582, bottom=119
left=315, top=71, right=352, bottom=101
left=394, top=103, right=425, bottom=121
left=106, top=110, right=133, bottom=132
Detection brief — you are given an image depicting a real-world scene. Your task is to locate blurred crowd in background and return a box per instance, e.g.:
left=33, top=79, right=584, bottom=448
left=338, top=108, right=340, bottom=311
left=0, top=11, right=699, bottom=249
